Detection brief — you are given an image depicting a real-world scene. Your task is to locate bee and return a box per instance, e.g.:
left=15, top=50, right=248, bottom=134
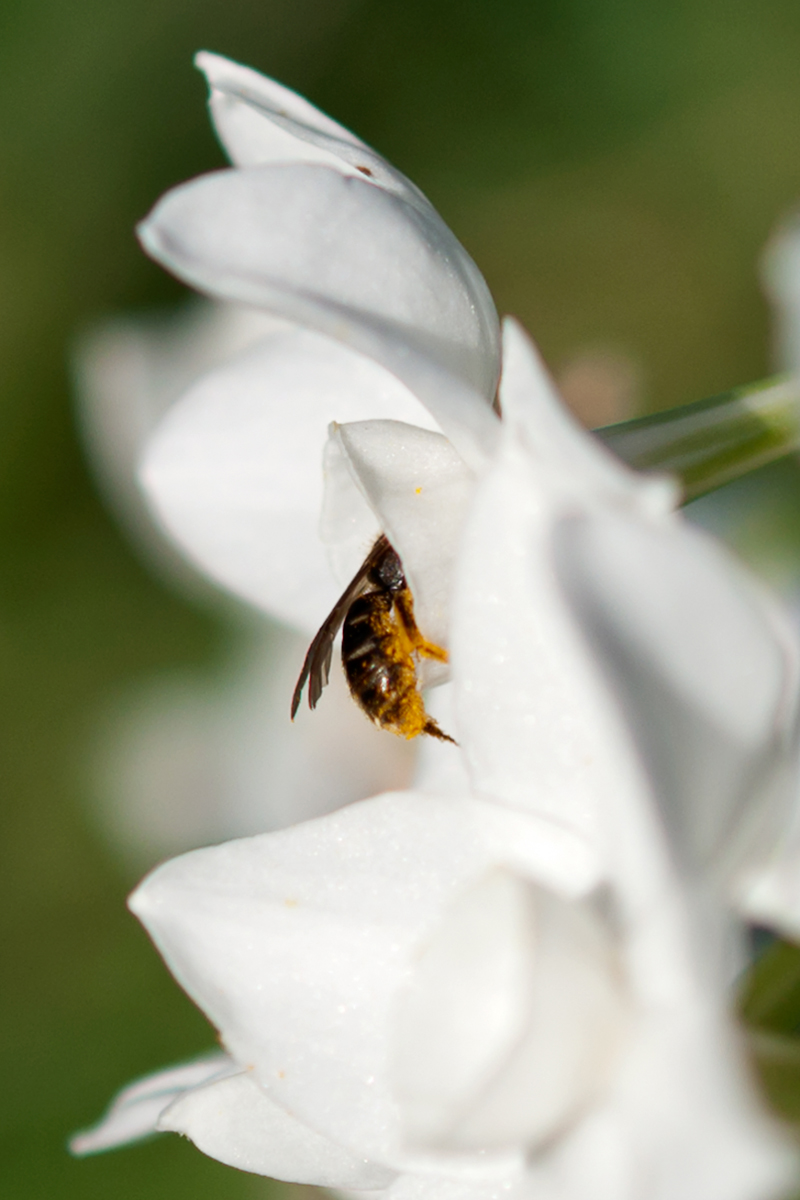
left=291, top=534, right=456, bottom=743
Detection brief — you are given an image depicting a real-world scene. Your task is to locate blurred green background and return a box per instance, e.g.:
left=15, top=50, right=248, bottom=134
left=6, top=1, right=800, bottom=1197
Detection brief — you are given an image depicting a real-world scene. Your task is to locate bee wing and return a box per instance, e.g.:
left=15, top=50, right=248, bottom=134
left=291, top=536, right=390, bottom=717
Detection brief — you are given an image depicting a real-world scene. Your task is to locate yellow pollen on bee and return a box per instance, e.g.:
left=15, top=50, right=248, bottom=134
left=415, top=486, right=422, bottom=495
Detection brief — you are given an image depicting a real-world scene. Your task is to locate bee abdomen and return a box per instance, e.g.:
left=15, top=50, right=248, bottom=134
left=341, top=595, right=392, bottom=659
left=341, top=593, right=418, bottom=729
left=346, top=659, right=417, bottom=733
left=345, top=656, right=408, bottom=700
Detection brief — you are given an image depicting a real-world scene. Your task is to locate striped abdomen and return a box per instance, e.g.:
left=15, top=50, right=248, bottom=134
left=341, top=592, right=423, bottom=735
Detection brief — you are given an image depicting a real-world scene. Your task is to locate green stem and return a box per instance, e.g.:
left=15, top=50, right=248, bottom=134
left=595, top=376, right=800, bottom=502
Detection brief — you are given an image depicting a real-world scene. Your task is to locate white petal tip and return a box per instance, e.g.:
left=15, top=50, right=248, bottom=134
left=194, top=51, right=233, bottom=88
left=194, top=50, right=214, bottom=73
left=70, top=1055, right=236, bottom=1158
left=127, top=870, right=164, bottom=921
left=135, top=215, right=159, bottom=259
left=68, top=1131, right=101, bottom=1157
left=68, top=1124, right=158, bottom=1157
left=500, top=317, right=557, bottom=400
left=68, top=1110, right=159, bottom=1157
left=154, top=1110, right=181, bottom=1135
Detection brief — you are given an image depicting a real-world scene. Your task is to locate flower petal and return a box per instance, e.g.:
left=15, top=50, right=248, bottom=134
left=326, top=420, right=475, bottom=652
left=138, top=163, right=500, bottom=468
left=159, top=1070, right=396, bottom=1187
left=454, top=320, right=799, bottom=891
left=739, top=818, right=800, bottom=940
left=196, top=51, right=423, bottom=209
left=139, top=327, right=438, bottom=629
left=382, top=1172, right=532, bottom=1200
left=128, top=791, right=597, bottom=1166
left=70, top=1053, right=235, bottom=1154
left=536, top=1002, right=795, bottom=1200
left=75, top=300, right=282, bottom=587
left=498, top=318, right=677, bottom=512
left=451, top=426, right=646, bottom=844
left=553, top=507, right=800, bottom=882
left=449, top=327, right=670, bottom=842
left=495, top=321, right=800, bottom=894
left=450, top=322, right=796, bottom=1200
left=392, top=869, right=628, bottom=1153
left=411, top=684, right=472, bottom=795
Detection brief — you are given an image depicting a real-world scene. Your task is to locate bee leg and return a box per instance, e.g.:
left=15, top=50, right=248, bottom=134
left=393, top=588, right=449, bottom=662
left=415, top=639, right=448, bottom=663
left=422, top=717, right=458, bottom=745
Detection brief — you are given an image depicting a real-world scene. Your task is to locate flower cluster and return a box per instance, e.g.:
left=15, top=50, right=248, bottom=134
left=73, top=52, right=800, bottom=1200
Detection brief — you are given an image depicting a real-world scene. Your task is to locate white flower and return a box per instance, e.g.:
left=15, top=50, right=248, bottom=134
left=71, top=50, right=800, bottom=1200
left=131, top=87, right=800, bottom=915
left=74, top=320, right=800, bottom=1200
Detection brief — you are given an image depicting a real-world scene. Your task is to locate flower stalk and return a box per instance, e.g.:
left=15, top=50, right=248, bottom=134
left=597, top=375, right=800, bottom=501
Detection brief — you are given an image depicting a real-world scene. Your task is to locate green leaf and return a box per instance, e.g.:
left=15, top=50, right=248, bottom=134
left=596, top=377, right=800, bottom=502
left=739, top=939, right=800, bottom=1035
left=740, top=943, right=800, bottom=1133
left=747, top=1030, right=800, bottom=1128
